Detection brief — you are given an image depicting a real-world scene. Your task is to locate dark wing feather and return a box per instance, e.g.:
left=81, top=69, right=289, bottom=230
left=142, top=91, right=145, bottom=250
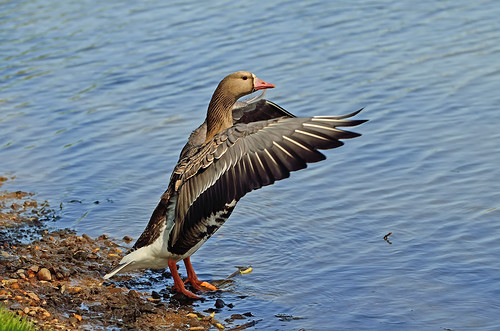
left=233, top=99, right=296, bottom=123
left=132, top=185, right=175, bottom=250
left=169, top=111, right=367, bottom=248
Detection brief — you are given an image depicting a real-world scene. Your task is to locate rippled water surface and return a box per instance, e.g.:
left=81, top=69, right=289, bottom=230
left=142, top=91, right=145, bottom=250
left=2, top=0, right=500, bottom=329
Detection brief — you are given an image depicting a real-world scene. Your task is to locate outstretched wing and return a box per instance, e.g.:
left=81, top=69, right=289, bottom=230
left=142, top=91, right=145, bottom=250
left=169, top=109, right=366, bottom=249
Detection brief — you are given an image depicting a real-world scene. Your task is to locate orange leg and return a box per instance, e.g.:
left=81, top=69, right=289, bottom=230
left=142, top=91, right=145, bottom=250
left=183, top=257, right=218, bottom=291
left=168, top=259, right=200, bottom=299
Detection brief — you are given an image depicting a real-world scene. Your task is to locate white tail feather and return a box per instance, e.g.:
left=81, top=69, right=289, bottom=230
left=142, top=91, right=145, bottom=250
left=103, top=260, right=133, bottom=279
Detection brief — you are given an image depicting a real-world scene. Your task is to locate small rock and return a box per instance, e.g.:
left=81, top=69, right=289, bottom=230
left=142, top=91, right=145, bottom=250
left=122, top=235, right=133, bottom=243
left=68, top=286, right=82, bottom=294
left=127, top=290, right=140, bottom=300
left=29, top=265, right=40, bottom=273
left=10, top=282, right=20, bottom=290
left=215, top=298, right=225, bottom=308
left=2, top=279, right=18, bottom=285
left=37, top=268, right=52, bottom=281
left=26, top=292, right=40, bottom=301
left=151, top=291, right=161, bottom=299
left=147, top=297, right=160, bottom=303
left=0, top=294, right=10, bottom=300
left=82, top=234, right=92, bottom=242
left=0, top=250, right=12, bottom=258
left=139, top=302, right=155, bottom=313
left=73, top=250, right=88, bottom=260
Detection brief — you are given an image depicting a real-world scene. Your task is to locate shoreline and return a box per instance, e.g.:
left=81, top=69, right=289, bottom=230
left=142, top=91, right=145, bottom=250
left=0, top=176, right=232, bottom=330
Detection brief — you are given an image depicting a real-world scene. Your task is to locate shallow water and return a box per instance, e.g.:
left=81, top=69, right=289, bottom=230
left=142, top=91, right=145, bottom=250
left=2, top=0, right=500, bottom=329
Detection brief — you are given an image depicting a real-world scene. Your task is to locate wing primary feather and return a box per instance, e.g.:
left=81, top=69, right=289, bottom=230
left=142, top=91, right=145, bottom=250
left=252, top=151, right=273, bottom=185
left=282, top=136, right=326, bottom=162
left=312, top=108, right=364, bottom=120
left=265, top=148, right=290, bottom=180
left=303, top=122, right=362, bottom=139
left=272, top=141, right=307, bottom=171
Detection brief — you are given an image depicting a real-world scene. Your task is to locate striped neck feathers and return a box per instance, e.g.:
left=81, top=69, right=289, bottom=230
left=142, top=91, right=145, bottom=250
left=204, top=86, right=236, bottom=143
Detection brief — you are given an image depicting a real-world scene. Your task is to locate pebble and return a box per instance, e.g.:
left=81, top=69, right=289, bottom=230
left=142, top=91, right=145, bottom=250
left=215, top=298, right=225, bottom=308
left=127, top=290, right=140, bottom=299
left=73, top=250, right=88, bottom=260
left=151, top=291, right=161, bottom=299
left=26, top=291, right=40, bottom=301
left=0, top=250, right=13, bottom=258
left=122, top=235, right=133, bottom=242
left=30, top=265, right=40, bottom=273
left=68, top=286, right=82, bottom=294
left=2, top=279, right=18, bottom=286
left=37, top=268, right=52, bottom=281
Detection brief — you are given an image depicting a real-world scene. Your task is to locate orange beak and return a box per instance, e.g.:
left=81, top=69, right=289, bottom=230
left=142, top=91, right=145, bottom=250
left=253, top=76, right=275, bottom=90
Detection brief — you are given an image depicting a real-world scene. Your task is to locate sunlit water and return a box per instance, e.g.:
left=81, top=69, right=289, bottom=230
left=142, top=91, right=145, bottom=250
left=2, top=0, right=500, bottom=329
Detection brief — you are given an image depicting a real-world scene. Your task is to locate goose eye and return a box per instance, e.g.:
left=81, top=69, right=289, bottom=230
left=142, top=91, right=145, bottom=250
left=242, top=76, right=248, bottom=80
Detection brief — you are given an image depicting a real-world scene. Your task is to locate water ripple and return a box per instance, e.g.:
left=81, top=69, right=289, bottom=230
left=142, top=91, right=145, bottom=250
left=2, top=0, right=500, bottom=329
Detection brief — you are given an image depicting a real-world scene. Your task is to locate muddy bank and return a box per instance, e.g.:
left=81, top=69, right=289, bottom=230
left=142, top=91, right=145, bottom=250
left=0, top=177, right=254, bottom=330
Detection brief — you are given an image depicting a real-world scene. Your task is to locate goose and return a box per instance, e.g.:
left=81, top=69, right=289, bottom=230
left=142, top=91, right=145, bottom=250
left=104, top=71, right=367, bottom=299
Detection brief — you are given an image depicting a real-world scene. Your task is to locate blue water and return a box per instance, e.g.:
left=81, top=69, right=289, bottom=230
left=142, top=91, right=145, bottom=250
left=2, top=0, right=500, bottom=329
